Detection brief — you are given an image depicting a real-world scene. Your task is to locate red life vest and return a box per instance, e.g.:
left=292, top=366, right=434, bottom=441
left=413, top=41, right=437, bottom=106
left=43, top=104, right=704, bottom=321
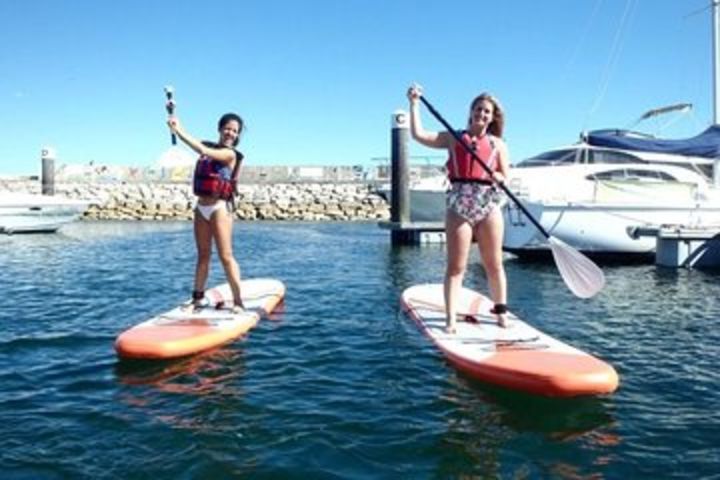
left=446, top=132, right=498, bottom=182
left=192, top=144, right=242, bottom=200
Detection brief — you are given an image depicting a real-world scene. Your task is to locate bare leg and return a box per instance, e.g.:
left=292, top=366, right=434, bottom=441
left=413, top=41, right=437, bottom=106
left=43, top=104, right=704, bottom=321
left=211, top=206, right=243, bottom=309
left=444, top=209, right=473, bottom=334
left=186, top=208, right=213, bottom=310
left=475, top=207, right=508, bottom=327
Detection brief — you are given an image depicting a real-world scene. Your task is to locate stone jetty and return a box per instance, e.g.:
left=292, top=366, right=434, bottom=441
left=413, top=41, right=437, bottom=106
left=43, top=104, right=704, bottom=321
left=1, top=180, right=390, bottom=222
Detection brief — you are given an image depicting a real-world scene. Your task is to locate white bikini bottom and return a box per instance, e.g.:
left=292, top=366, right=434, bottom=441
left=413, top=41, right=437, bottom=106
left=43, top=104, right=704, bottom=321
left=195, top=200, right=230, bottom=221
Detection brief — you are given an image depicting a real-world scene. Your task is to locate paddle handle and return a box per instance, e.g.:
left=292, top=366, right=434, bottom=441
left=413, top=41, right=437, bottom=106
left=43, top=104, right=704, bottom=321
left=164, top=86, right=177, bottom=145
left=419, top=95, right=551, bottom=239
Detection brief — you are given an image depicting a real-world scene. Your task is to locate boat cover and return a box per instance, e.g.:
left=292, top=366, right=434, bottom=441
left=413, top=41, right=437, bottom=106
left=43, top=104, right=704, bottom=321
left=585, top=125, right=720, bottom=159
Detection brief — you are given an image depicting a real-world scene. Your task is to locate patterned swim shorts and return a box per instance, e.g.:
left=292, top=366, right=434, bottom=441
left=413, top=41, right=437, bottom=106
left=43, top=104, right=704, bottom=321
left=446, top=182, right=506, bottom=226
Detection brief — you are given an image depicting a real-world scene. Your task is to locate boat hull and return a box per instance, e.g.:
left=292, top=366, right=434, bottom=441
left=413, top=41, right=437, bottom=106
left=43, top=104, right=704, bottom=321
left=0, top=193, right=89, bottom=234
left=409, top=189, right=446, bottom=222
left=503, top=200, right=720, bottom=257
left=377, top=173, right=448, bottom=223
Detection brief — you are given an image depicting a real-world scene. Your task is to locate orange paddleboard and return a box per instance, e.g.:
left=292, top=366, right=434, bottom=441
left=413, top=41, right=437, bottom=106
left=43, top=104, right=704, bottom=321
left=115, top=278, right=285, bottom=359
left=401, top=284, right=619, bottom=397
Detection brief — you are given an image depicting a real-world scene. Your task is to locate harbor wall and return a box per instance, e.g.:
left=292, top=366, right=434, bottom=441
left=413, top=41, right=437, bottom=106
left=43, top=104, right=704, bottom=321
left=0, top=180, right=390, bottom=221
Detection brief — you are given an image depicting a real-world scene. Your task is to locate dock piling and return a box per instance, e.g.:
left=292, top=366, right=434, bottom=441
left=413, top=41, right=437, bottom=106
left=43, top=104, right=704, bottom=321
left=390, top=110, right=410, bottom=227
left=41, top=147, right=56, bottom=195
left=379, top=110, right=445, bottom=245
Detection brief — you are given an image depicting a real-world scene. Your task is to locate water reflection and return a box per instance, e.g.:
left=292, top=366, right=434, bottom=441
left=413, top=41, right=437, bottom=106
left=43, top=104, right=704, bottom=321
left=114, top=344, right=249, bottom=431
left=115, top=346, right=246, bottom=396
left=438, top=375, right=620, bottom=478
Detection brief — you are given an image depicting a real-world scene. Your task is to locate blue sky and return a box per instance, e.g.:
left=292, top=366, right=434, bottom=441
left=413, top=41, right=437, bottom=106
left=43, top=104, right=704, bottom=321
left=0, top=0, right=714, bottom=176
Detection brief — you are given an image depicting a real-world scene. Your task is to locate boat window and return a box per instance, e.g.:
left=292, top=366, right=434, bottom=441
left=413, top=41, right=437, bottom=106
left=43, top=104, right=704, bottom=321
left=588, top=150, right=646, bottom=164
left=588, top=169, right=677, bottom=181
left=588, top=169, right=627, bottom=181
left=516, top=149, right=577, bottom=167
left=693, top=164, right=713, bottom=180
left=626, top=169, right=678, bottom=181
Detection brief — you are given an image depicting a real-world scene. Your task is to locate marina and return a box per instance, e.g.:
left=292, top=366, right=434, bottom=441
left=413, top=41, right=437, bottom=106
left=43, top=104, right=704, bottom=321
left=0, top=220, right=718, bottom=478
left=378, top=102, right=720, bottom=262
left=385, top=116, right=720, bottom=258
left=1, top=1, right=719, bottom=478
left=384, top=2, right=720, bottom=261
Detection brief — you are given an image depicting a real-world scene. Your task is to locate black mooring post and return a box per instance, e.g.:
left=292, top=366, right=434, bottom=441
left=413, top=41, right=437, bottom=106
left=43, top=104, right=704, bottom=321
left=390, top=110, right=410, bottom=244
left=41, top=147, right=56, bottom=195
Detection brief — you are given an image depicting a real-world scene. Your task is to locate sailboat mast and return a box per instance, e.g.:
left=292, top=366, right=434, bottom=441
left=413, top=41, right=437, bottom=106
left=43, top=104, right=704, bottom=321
left=714, top=0, right=720, bottom=124
left=714, top=1, right=720, bottom=186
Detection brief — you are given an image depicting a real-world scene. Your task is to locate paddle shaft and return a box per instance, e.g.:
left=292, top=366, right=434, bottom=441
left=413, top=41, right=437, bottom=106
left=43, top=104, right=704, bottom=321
left=165, top=87, right=177, bottom=145
left=419, top=95, right=551, bottom=239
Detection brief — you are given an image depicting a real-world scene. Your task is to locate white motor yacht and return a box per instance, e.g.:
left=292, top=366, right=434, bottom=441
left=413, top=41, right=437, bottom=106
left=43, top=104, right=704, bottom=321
left=376, top=163, right=448, bottom=223
left=0, top=192, right=89, bottom=234
left=503, top=126, right=720, bottom=258
left=401, top=174, right=449, bottom=222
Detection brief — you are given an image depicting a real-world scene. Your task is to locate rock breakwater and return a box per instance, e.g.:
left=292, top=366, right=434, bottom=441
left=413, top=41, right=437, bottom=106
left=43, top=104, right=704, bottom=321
left=2, top=181, right=390, bottom=221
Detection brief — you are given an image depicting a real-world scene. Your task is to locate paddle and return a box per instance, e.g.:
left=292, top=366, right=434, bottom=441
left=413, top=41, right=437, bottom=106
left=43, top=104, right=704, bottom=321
left=158, top=85, right=196, bottom=172
left=164, top=85, right=177, bottom=145
left=418, top=94, right=605, bottom=299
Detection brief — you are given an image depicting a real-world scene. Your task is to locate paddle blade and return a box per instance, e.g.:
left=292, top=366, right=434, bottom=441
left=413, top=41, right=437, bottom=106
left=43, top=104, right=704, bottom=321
left=548, top=237, right=605, bottom=298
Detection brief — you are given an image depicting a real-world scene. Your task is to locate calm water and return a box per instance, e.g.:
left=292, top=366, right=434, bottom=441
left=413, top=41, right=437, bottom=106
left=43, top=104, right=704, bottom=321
left=0, top=221, right=718, bottom=479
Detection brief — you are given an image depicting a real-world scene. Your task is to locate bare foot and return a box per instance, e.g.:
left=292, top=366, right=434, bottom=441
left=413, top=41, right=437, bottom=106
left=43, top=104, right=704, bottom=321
left=182, top=300, right=205, bottom=313
left=491, top=304, right=509, bottom=329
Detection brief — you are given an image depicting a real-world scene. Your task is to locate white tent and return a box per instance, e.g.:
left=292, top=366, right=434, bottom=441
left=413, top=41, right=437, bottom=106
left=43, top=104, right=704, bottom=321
left=155, top=146, right=194, bottom=168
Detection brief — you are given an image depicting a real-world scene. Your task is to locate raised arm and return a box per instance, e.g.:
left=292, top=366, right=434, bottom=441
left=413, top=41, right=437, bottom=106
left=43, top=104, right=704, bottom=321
left=168, top=116, right=236, bottom=164
left=407, top=85, right=450, bottom=149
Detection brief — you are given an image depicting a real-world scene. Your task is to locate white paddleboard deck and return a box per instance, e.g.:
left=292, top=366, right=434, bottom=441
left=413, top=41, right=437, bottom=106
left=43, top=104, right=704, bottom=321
left=401, top=283, right=618, bottom=397
left=115, top=278, right=285, bottom=359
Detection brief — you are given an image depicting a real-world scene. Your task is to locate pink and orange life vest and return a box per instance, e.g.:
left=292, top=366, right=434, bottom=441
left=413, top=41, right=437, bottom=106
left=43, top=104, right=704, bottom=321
left=446, top=132, right=498, bottom=182
left=192, top=143, right=242, bottom=200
